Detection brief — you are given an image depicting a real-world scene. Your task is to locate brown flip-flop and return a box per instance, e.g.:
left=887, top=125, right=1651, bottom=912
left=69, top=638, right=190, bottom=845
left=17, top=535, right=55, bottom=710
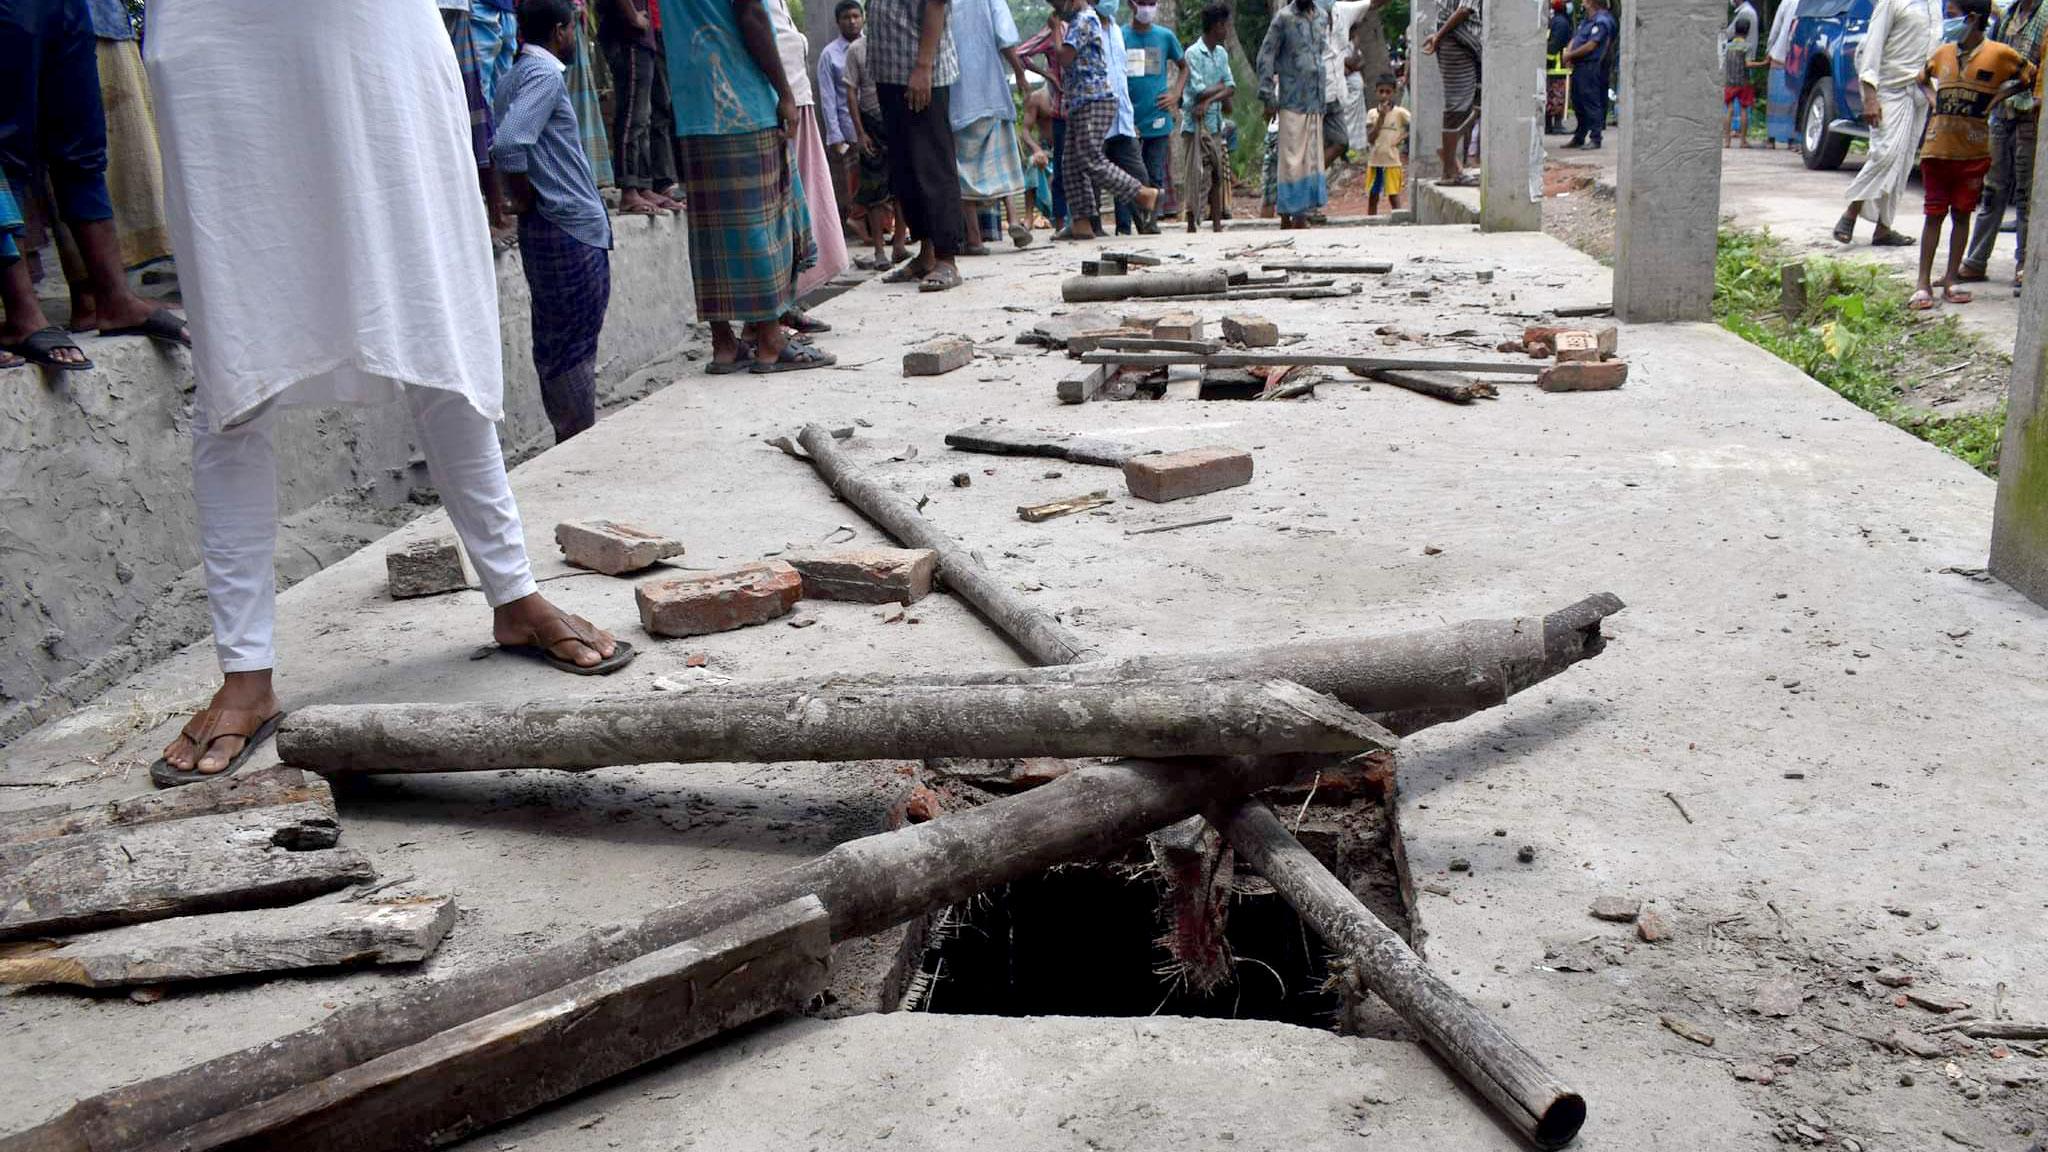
left=497, top=613, right=637, bottom=675
left=150, top=707, right=287, bottom=788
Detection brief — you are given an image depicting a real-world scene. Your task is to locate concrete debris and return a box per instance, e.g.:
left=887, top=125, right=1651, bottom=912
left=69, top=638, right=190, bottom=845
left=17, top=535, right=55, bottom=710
left=1903, top=990, right=1970, bottom=1014
left=1753, top=977, right=1802, bottom=1017
left=1152, top=313, right=1204, bottom=341
left=785, top=548, right=938, bottom=606
left=635, top=561, right=802, bottom=637
left=951, top=472, right=972, bottom=487
left=1220, top=314, right=1280, bottom=347
left=903, top=336, right=975, bottom=377
left=554, top=520, right=683, bottom=575
left=1887, top=1028, right=1948, bottom=1058
left=1589, top=895, right=1641, bottom=923
left=385, top=538, right=467, bottom=599
left=1636, top=907, right=1671, bottom=942
left=1124, top=447, right=1254, bottom=503
left=1516, top=844, right=1537, bottom=864
left=1731, top=1063, right=1776, bottom=1085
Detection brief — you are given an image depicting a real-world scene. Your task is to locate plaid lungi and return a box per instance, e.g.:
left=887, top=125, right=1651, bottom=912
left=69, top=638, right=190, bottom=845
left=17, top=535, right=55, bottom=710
left=518, top=211, right=611, bottom=442
left=678, top=128, right=817, bottom=324
left=567, top=11, right=614, bottom=187
left=444, top=8, right=494, bottom=166
left=0, top=168, right=22, bottom=263
left=955, top=115, right=1026, bottom=201
left=469, top=5, right=518, bottom=106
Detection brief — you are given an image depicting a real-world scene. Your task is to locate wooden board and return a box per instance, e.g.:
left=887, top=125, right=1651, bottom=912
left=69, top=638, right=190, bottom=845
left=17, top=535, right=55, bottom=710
left=137, top=897, right=831, bottom=1152
left=1082, top=349, right=1547, bottom=377
left=1369, top=369, right=1501, bottom=404
left=0, top=767, right=332, bottom=850
left=1055, top=363, right=1112, bottom=405
left=943, top=425, right=1151, bottom=467
left=1017, top=491, right=1112, bottom=522
left=1256, top=259, right=1394, bottom=274
left=1089, top=336, right=1223, bottom=356
left=0, top=809, right=375, bottom=939
left=0, top=896, right=456, bottom=988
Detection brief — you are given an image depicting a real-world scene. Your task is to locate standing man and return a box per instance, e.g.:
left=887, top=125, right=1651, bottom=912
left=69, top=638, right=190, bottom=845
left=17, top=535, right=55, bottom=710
left=1724, top=0, right=1761, bottom=148
left=1912, top=0, right=2033, bottom=307
left=1959, top=0, right=2047, bottom=291
left=1099, top=0, right=1157, bottom=235
left=495, top=0, right=613, bottom=444
left=948, top=0, right=1036, bottom=251
left=768, top=0, right=853, bottom=306
left=867, top=0, right=968, bottom=290
left=1559, top=0, right=1614, bottom=150
left=1546, top=0, right=1573, bottom=134
left=1125, top=0, right=1187, bottom=219
left=1835, top=0, right=1941, bottom=245
left=820, top=0, right=869, bottom=250
left=1059, top=0, right=1163, bottom=239
left=663, top=0, right=837, bottom=368
left=58, top=0, right=171, bottom=334
left=1765, top=0, right=1804, bottom=147
left=600, top=0, right=673, bottom=215
left=143, top=0, right=632, bottom=784
left=1259, top=0, right=1332, bottom=226
left=1322, top=0, right=1380, bottom=165
left=1179, top=2, right=1236, bottom=232
left=1419, top=0, right=1482, bottom=185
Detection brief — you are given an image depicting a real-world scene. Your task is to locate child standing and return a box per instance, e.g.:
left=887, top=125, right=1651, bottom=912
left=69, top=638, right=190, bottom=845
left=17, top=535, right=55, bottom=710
left=1363, top=77, right=1411, bottom=215
left=1912, top=0, right=2036, bottom=310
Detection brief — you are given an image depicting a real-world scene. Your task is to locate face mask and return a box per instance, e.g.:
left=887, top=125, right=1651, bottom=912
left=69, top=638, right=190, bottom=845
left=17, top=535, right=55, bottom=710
left=1133, top=3, right=1157, bottom=23
left=1097, top=0, right=1121, bottom=21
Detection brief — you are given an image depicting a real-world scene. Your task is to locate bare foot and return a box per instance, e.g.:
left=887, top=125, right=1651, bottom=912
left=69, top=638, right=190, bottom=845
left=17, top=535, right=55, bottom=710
left=1135, top=186, right=1161, bottom=213
left=161, top=671, right=279, bottom=775
left=492, top=592, right=617, bottom=669
left=1069, top=218, right=1098, bottom=240
left=0, top=309, right=90, bottom=366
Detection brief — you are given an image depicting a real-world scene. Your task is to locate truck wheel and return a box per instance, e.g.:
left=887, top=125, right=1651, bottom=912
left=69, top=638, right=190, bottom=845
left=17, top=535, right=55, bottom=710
left=1800, top=80, right=1851, bottom=171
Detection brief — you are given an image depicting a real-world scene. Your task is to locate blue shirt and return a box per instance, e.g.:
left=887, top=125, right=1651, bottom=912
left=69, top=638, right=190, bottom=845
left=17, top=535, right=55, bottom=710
left=948, top=0, right=1024, bottom=128
left=87, top=0, right=134, bottom=39
left=663, top=0, right=782, bottom=136
left=1123, top=23, right=1184, bottom=137
left=1064, top=7, right=1116, bottom=109
left=1180, top=38, right=1233, bottom=134
left=491, top=46, right=613, bottom=250
left=818, top=37, right=858, bottom=146
left=1104, top=16, right=1137, bottom=136
left=1568, top=10, right=1616, bottom=80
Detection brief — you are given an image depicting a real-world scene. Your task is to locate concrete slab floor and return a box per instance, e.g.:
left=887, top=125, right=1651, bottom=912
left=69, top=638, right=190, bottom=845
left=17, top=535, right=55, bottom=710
left=5, top=224, right=2047, bottom=1151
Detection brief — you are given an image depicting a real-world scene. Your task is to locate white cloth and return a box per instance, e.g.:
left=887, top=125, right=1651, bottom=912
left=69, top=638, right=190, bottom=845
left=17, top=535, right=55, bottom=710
left=1342, top=68, right=1369, bottom=147
left=1842, top=83, right=1929, bottom=226
left=1106, top=21, right=1138, bottom=138
left=144, top=0, right=504, bottom=432
left=1322, top=0, right=1374, bottom=104
left=767, top=0, right=816, bottom=106
left=194, top=385, right=535, bottom=672
left=1766, top=0, right=1800, bottom=62
left=1856, top=0, right=1940, bottom=89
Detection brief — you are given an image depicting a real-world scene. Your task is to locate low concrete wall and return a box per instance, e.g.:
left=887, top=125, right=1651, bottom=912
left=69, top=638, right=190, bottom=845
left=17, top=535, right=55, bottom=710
left=0, top=213, right=695, bottom=734
left=1414, top=181, right=1481, bottom=227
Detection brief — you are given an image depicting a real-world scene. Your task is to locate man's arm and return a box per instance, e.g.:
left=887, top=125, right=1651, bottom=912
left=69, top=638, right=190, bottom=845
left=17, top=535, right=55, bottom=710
left=908, top=0, right=949, bottom=111
left=489, top=71, right=546, bottom=214
left=1004, top=45, right=1033, bottom=98
left=734, top=0, right=799, bottom=136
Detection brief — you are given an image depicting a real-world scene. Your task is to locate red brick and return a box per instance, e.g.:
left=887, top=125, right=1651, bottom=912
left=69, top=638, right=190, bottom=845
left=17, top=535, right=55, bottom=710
left=555, top=519, right=683, bottom=575
left=1523, top=324, right=1568, bottom=347
left=385, top=538, right=468, bottom=599
left=902, top=336, right=974, bottom=377
left=1553, top=330, right=1600, bottom=362
left=1152, top=312, right=1205, bottom=341
left=1123, top=446, right=1254, bottom=503
left=635, top=561, right=801, bottom=637
left=785, top=547, right=938, bottom=605
left=1538, top=361, right=1629, bottom=392
left=1221, top=313, right=1279, bottom=347
left=1594, top=325, right=1620, bottom=358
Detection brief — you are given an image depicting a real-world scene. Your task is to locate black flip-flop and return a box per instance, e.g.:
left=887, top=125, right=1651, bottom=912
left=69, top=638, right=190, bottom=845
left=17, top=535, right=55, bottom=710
left=961, top=243, right=993, bottom=257
left=751, top=341, right=838, bottom=373
left=498, top=638, right=637, bottom=675
left=149, top=708, right=287, bottom=789
left=101, top=307, right=191, bottom=348
left=1871, top=231, right=1915, bottom=248
left=4, top=325, right=93, bottom=371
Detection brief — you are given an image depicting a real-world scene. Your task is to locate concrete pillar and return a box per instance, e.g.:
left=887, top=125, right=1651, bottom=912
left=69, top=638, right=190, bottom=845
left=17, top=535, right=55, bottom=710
left=1989, top=152, right=2048, bottom=606
left=1408, top=0, right=1444, bottom=186
left=1479, top=0, right=1543, bottom=231
left=1613, top=0, right=1723, bottom=321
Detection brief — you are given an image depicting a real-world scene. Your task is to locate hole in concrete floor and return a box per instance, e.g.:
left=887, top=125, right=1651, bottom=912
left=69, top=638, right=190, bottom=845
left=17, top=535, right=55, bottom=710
left=910, top=802, right=1409, bottom=1028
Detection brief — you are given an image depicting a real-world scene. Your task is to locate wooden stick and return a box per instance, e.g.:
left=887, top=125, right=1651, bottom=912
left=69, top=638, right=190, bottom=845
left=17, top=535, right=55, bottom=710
left=0, top=766, right=328, bottom=849
left=1082, top=349, right=1546, bottom=377
left=1369, top=369, right=1501, bottom=404
left=1061, top=270, right=1231, bottom=303
left=1125, top=514, right=1233, bottom=535
left=943, top=425, right=1150, bottom=467
left=1100, top=250, right=1163, bottom=266
left=1257, top=259, right=1394, bottom=274
left=134, top=897, right=832, bottom=1152
left=796, top=424, right=1102, bottom=665
left=1218, top=801, right=1587, bottom=1149
left=1089, top=336, right=1224, bottom=356
left=1135, top=284, right=1360, bottom=303
left=276, top=679, right=1396, bottom=776
left=1017, top=490, right=1113, bottom=522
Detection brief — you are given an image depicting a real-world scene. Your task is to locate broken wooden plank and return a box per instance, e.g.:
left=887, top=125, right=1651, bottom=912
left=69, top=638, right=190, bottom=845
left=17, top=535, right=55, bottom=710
left=1553, top=303, right=1615, bottom=318
left=1080, top=257, right=1129, bottom=277
left=1017, top=490, right=1112, bottom=522
left=277, top=679, right=1393, bottom=775
left=1056, top=363, right=1112, bottom=405
left=138, top=897, right=831, bottom=1152
left=1014, top=309, right=1122, bottom=349
left=1083, top=349, right=1546, bottom=377
left=1137, top=283, right=1360, bottom=303
left=942, top=425, right=1151, bottom=467
left=1220, top=801, right=1587, bottom=1149
left=1098, top=249, right=1162, bottom=266
left=1089, top=336, right=1222, bottom=356
left=0, top=810, right=374, bottom=939
left=1061, top=269, right=1230, bottom=303
left=1124, top=514, right=1233, bottom=536
left=1368, top=369, right=1501, bottom=404
left=0, top=767, right=330, bottom=850
left=0, top=896, right=456, bottom=988
left=1256, top=259, right=1394, bottom=274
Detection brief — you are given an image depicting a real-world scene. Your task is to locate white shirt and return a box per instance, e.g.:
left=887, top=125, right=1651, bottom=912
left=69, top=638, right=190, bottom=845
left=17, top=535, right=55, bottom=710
left=1766, top=0, right=1800, bottom=62
left=767, top=0, right=815, bottom=106
left=1856, top=0, right=1940, bottom=89
left=1323, top=0, right=1374, bottom=104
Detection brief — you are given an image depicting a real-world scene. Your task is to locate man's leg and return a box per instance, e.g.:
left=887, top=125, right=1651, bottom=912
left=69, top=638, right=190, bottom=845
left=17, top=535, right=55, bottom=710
left=2015, top=119, right=2037, bottom=276
left=1108, top=135, right=1145, bottom=233
left=647, top=43, right=679, bottom=201
left=607, top=40, right=653, bottom=210
left=1943, top=205, right=1973, bottom=293
left=1050, top=116, right=1069, bottom=228
left=1914, top=208, right=1940, bottom=301
left=1962, top=116, right=2013, bottom=277
left=964, top=199, right=984, bottom=249
left=1064, top=106, right=1098, bottom=237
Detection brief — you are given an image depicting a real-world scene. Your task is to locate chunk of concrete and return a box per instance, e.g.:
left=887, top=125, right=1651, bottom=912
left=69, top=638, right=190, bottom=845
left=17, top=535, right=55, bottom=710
left=903, top=336, right=975, bottom=377
left=1123, top=447, right=1254, bottom=503
left=385, top=538, right=467, bottom=599
left=785, top=548, right=938, bottom=605
left=555, top=519, right=683, bottom=575
left=1220, top=314, right=1279, bottom=348
left=1151, top=313, right=1205, bottom=341
left=636, top=562, right=802, bottom=638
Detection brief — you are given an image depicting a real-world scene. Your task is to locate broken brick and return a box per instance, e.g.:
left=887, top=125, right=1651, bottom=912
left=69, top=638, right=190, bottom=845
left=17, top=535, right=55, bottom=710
left=1123, top=446, right=1253, bottom=503
left=636, top=561, right=801, bottom=637
left=1637, top=907, right=1672, bottom=942
left=902, top=335, right=975, bottom=377
left=1589, top=895, right=1640, bottom=922
left=554, top=519, right=683, bottom=575
left=1553, top=331, right=1601, bottom=362
left=1220, top=313, right=1279, bottom=347
left=1523, top=324, right=1569, bottom=346
left=1151, top=312, right=1205, bottom=341
left=385, top=538, right=467, bottom=599
left=1526, top=342, right=1553, bottom=359
left=1538, top=361, right=1629, bottom=392
left=785, top=547, right=938, bottom=605
left=1594, top=325, right=1619, bottom=358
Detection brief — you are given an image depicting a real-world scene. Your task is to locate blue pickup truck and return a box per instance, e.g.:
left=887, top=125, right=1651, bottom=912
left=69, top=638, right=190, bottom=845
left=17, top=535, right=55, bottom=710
left=1772, top=0, right=1971, bottom=170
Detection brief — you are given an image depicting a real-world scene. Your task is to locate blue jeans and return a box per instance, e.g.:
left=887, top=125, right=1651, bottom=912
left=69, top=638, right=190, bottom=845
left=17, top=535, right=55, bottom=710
left=1108, top=135, right=1151, bottom=232
left=0, top=0, right=115, bottom=224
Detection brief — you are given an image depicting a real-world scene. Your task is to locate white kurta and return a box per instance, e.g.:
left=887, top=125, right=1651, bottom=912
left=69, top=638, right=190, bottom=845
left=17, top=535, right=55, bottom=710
left=144, top=0, right=503, bottom=431
left=1842, top=0, right=1940, bottom=224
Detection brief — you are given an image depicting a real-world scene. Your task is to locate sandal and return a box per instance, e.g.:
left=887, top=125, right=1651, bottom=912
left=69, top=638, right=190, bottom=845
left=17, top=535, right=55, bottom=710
left=881, top=262, right=928, bottom=284
left=918, top=263, right=962, bottom=292
left=782, top=310, right=832, bottom=335
left=101, top=306, right=192, bottom=348
left=496, top=613, right=637, bottom=675
left=150, top=708, right=287, bottom=788
left=3, top=325, right=93, bottom=371
left=1870, top=230, right=1914, bottom=248
left=1009, top=221, right=1034, bottom=248
left=961, top=243, right=992, bottom=257
left=1941, top=286, right=1973, bottom=304
left=1831, top=217, right=1856, bottom=244
left=1908, top=288, right=1937, bottom=311
left=0, top=349, right=23, bottom=370
left=1954, top=266, right=1989, bottom=283
left=706, top=340, right=758, bottom=374
left=751, top=340, right=839, bottom=373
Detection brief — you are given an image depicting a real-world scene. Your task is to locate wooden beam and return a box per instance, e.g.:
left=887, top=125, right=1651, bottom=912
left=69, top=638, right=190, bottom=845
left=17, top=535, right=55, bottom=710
left=1087, top=336, right=1223, bottom=356
left=1218, top=801, right=1586, bottom=1149
left=134, top=897, right=831, bottom=1152
left=1056, top=363, right=1113, bottom=405
left=943, top=425, right=1151, bottom=467
left=1081, top=350, right=1547, bottom=377
left=1256, top=259, right=1394, bottom=274
left=1369, top=369, right=1501, bottom=404
left=275, top=679, right=1397, bottom=775
left=1098, top=250, right=1163, bottom=266
left=0, top=767, right=330, bottom=850
left=0, top=896, right=456, bottom=988
left=1017, top=490, right=1112, bottom=522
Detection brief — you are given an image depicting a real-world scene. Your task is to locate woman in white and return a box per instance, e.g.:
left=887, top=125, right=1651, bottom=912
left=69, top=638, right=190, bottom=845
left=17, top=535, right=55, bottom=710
left=145, top=0, right=630, bottom=786
left=1834, top=0, right=1943, bottom=245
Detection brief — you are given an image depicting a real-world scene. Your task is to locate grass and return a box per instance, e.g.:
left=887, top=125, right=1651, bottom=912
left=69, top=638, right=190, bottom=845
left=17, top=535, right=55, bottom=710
left=1713, top=228, right=2009, bottom=474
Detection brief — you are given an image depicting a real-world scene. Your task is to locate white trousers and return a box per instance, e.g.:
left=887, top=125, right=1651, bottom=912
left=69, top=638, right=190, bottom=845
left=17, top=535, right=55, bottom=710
left=193, top=386, right=539, bottom=673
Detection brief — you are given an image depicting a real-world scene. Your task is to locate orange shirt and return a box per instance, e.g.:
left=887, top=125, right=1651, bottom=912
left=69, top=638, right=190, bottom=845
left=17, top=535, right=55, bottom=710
left=1922, top=40, right=2037, bottom=161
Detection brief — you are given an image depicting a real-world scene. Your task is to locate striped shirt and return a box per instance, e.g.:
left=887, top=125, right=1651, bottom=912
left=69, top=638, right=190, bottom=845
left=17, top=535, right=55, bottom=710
left=491, top=45, right=613, bottom=250
left=865, top=0, right=960, bottom=87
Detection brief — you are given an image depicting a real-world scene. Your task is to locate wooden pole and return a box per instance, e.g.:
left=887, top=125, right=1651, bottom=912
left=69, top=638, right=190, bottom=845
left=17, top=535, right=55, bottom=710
left=1218, top=801, right=1587, bottom=1149
left=277, top=679, right=1396, bottom=775
left=1369, top=369, right=1501, bottom=404
left=1081, top=349, right=1547, bottom=377
left=1256, top=259, right=1395, bottom=274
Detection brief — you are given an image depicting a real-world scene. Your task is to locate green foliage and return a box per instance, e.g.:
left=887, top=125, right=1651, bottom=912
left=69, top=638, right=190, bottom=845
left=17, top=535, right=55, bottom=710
left=1714, top=229, right=2008, bottom=475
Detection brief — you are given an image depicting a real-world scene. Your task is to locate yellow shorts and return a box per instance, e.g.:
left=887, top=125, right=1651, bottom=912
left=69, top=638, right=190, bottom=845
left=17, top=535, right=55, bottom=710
left=1368, top=166, right=1405, bottom=197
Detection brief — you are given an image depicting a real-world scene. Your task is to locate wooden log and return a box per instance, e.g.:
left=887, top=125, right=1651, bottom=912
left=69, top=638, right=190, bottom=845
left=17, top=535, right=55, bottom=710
left=1061, top=269, right=1230, bottom=303
left=276, top=679, right=1395, bottom=775
left=134, top=897, right=831, bottom=1152
left=1256, top=259, right=1395, bottom=274
left=1017, top=490, right=1112, bottom=522
left=1218, top=801, right=1586, bottom=1149
left=796, top=424, right=1103, bottom=664
left=0, top=896, right=456, bottom=988
left=1368, top=369, right=1501, bottom=404
left=1, top=808, right=375, bottom=939
left=1082, top=349, right=1546, bottom=377
left=943, top=425, right=1152, bottom=467
left=0, top=766, right=329, bottom=849
left=7, top=755, right=1307, bottom=1152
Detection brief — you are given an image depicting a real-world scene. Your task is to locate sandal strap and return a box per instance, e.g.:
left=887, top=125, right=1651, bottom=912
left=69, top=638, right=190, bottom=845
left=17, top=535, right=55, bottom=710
left=532, top=613, right=603, bottom=660
left=180, top=707, right=275, bottom=750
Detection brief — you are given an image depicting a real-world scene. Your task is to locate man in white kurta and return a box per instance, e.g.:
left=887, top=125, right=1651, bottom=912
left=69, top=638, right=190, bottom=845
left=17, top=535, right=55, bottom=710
left=143, top=0, right=628, bottom=784
left=1837, top=0, right=1942, bottom=243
